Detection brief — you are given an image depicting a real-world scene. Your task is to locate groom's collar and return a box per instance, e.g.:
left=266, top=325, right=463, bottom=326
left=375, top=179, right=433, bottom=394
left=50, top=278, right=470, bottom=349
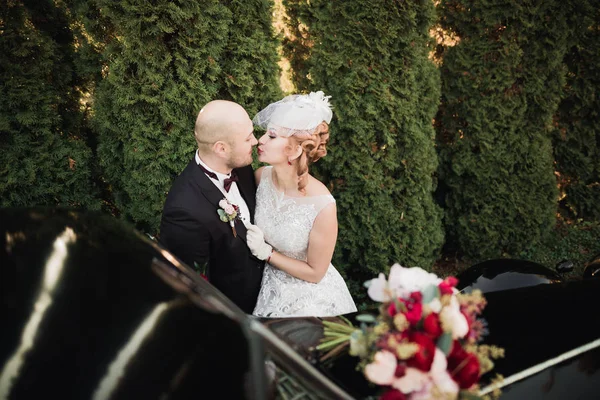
left=195, top=151, right=232, bottom=181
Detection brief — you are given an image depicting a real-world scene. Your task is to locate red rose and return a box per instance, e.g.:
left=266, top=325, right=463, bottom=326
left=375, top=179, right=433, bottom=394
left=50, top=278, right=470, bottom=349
left=409, top=291, right=423, bottom=302
left=423, top=313, right=443, bottom=339
left=439, top=276, right=459, bottom=295
left=200, top=274, right=209, bottom=281
left=403, top=292, right=423, bottom=325
left=388, top=301, right=400, bottom=316
left=388, top=293, right=422, bottom=324
left=395, top=364, right=407, bottom=377
left=404, top=301, right=423, bottom=325
left=448, top=341, right=481, bottom=389
left=407, top=332, right=436, bottom=371
left=380, top=389, right=407, bottom=400
left=448, top=340, right=467, bottom=361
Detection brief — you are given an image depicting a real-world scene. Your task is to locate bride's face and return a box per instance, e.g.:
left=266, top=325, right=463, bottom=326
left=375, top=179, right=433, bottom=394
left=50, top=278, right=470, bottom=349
left=257, top=128, right=292, bottom=165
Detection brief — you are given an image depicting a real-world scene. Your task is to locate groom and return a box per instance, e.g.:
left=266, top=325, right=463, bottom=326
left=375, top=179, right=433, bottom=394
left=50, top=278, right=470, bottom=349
left=159, top=100, right=264, bottom=314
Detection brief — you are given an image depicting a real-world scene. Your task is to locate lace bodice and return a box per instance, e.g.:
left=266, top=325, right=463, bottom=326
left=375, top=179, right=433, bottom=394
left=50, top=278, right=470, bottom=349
left=252, top=167, right=356, bottom=317
left=254, top=167, right=335, bottom=260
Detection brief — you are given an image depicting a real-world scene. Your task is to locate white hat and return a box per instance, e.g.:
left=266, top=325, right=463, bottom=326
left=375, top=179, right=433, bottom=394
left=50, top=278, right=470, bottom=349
left=253, top=91, right=333, bottom=137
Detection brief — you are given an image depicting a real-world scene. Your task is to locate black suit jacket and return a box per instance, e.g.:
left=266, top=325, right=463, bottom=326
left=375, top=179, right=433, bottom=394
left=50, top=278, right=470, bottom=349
left=159, top=159, right=264, bottom=313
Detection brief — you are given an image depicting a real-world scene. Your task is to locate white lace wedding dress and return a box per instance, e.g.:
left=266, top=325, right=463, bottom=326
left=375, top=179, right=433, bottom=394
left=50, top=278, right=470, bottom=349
left=252, top=167, right=357, bottom=317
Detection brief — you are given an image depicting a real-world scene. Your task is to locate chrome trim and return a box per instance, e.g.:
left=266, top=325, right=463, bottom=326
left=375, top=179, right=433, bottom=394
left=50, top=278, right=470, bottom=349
left=479, top=338, right=600, bottom=395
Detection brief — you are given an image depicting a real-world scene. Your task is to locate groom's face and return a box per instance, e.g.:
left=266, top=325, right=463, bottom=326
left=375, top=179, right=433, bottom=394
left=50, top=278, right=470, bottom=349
left=225, top=117, right=258, bottom=169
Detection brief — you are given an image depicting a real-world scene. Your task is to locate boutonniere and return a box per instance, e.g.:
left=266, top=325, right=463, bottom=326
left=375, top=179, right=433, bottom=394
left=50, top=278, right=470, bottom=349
left=217, top=198, right=240, bottom=237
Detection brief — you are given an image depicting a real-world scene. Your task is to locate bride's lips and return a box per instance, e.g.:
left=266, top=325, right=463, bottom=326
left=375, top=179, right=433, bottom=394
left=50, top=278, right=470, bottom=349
left=257, top=148, right=263, bottom=155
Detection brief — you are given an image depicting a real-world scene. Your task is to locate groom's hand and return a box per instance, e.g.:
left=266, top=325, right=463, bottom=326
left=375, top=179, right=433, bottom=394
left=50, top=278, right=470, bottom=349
left=246, top=224, right=273, bottom=261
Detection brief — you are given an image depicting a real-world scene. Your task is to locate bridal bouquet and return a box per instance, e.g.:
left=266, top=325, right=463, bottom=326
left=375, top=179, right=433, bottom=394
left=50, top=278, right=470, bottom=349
left=317, top=264, right=504, bottom=400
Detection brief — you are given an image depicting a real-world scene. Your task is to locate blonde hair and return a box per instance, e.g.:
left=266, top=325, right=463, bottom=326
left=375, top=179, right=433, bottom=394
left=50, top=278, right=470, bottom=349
left=289, top=122, right=329, bottom=193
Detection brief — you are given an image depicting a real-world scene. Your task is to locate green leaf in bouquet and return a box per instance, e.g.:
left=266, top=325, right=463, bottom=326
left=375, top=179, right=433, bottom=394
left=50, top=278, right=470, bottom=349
left=217, top=209, right=226, bottom=218
left=437, top=332, right=453, bottom=356
left=421, top=284, right=440, bottom=303
left=220, top=215, right=229, bottom=222
left=355, top=314, right=376, bottom=323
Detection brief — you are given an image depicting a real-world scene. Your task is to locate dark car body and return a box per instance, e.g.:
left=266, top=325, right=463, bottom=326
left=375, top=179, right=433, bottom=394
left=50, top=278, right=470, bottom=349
left=0, top=208, right=352, bottom=400
left=1, top=208, right=599, bottom=399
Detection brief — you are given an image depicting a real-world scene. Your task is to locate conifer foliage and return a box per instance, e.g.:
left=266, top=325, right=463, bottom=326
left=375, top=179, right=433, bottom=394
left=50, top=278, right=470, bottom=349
left=283, top=0, right=444, bottom=277
left=90, top=0, right=281, bottom=233
left=0, top=0, right=98, bottom=209
left=553, top=3, right=600, bottom=221
left=436, top=0, right=569, bottom=259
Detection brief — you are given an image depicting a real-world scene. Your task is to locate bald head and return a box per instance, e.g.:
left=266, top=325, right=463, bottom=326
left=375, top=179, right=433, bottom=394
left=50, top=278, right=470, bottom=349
left=194, top=100, right=251, bottom=154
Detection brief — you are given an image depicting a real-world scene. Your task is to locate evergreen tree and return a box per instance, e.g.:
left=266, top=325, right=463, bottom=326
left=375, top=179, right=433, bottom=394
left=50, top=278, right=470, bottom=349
left=283, top=0, right=444, bottom=283
left=436, top=0, right=568, bottom=259
left=553, top=3, right=600, bottom=221
left=88, top=0, right=281, bottom=233
left=0, top=0, right=98, bottom=209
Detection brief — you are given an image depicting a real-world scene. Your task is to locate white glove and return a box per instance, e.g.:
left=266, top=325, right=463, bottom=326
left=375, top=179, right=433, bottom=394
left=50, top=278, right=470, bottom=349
left=246, top=224, right=273, bottom=261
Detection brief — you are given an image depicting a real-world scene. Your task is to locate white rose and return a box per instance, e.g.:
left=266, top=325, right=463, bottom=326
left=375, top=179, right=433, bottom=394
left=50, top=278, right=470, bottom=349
left=439, top=296, right=469, bottom=339
left=367, top=273, right=391, bottom=302
left=430, top=349, right=460, bottom=396
left=391, top=367, right=430, bottom=394
left=388, top=264, right=442, bottom=299
left=223, top=204, right=235, bottom=215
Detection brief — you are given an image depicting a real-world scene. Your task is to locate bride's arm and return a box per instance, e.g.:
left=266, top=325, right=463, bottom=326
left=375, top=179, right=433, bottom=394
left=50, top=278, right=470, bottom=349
left=254, top=166, right=265, bottom=185
left=268, top=203, right=337, bottom=284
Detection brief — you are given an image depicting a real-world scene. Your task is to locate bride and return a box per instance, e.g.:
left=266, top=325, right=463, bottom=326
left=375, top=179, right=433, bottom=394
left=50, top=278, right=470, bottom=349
left=246, top=91, right=357, bottom=317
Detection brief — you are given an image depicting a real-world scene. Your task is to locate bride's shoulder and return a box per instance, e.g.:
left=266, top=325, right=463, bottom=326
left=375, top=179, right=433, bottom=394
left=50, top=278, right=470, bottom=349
left=305, top=175, right=332, bottom=197
left=254, top=166, right=271, bottom=185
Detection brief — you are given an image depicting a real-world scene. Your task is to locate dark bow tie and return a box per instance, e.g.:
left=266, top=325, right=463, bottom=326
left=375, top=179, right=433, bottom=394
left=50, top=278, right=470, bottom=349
left=198, top=163, right=238, bottom=192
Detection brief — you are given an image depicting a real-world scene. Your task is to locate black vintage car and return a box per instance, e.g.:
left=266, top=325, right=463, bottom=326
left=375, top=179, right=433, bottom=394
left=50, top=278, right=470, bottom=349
left=1, top=208, right=599, bottom=399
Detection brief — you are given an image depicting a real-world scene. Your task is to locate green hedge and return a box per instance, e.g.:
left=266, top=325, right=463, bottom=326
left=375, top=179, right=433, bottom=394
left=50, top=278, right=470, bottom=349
left=435, top=0, right=571, bottom=259
left=0, top=0, right=98, bottom=209
left=85, top=0, right=281, bottom=233
left=552, top=2, right=600, bottom=221
left=2, top=0, right=599, bottom=275
left=283, top=0, right=444, bottom=285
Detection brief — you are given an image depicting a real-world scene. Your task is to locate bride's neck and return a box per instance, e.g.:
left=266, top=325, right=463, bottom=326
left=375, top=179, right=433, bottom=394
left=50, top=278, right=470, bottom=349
left=272, top=165, right=299, bottom=194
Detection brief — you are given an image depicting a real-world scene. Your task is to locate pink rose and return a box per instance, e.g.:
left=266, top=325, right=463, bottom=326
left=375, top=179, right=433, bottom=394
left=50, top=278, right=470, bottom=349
left=364, top=350, right=397, bottom=385
left=219, top=199, right=236, bottom=215
left=391, top=367, right=430, bottom=394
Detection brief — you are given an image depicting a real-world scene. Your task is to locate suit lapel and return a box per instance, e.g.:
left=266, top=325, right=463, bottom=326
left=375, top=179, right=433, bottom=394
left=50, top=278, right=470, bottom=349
left=191, top=159, right=250, bottom=244
left=235, top=166, right=257, bottom=223
left=192, top=160, right=225, bottom=210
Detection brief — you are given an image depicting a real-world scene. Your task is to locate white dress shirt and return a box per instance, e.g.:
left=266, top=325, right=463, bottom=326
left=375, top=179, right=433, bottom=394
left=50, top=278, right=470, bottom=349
left=195, top=151, right=251, bottom=228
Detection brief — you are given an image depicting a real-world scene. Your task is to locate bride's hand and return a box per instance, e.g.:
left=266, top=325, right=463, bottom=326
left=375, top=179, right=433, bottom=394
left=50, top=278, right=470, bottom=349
left=246, top=224, right=273, bottom=261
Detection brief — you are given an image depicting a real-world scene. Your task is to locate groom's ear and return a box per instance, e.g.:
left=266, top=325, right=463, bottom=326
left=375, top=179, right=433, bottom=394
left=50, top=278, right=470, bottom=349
left=212, top=141, right=228, bottom=158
